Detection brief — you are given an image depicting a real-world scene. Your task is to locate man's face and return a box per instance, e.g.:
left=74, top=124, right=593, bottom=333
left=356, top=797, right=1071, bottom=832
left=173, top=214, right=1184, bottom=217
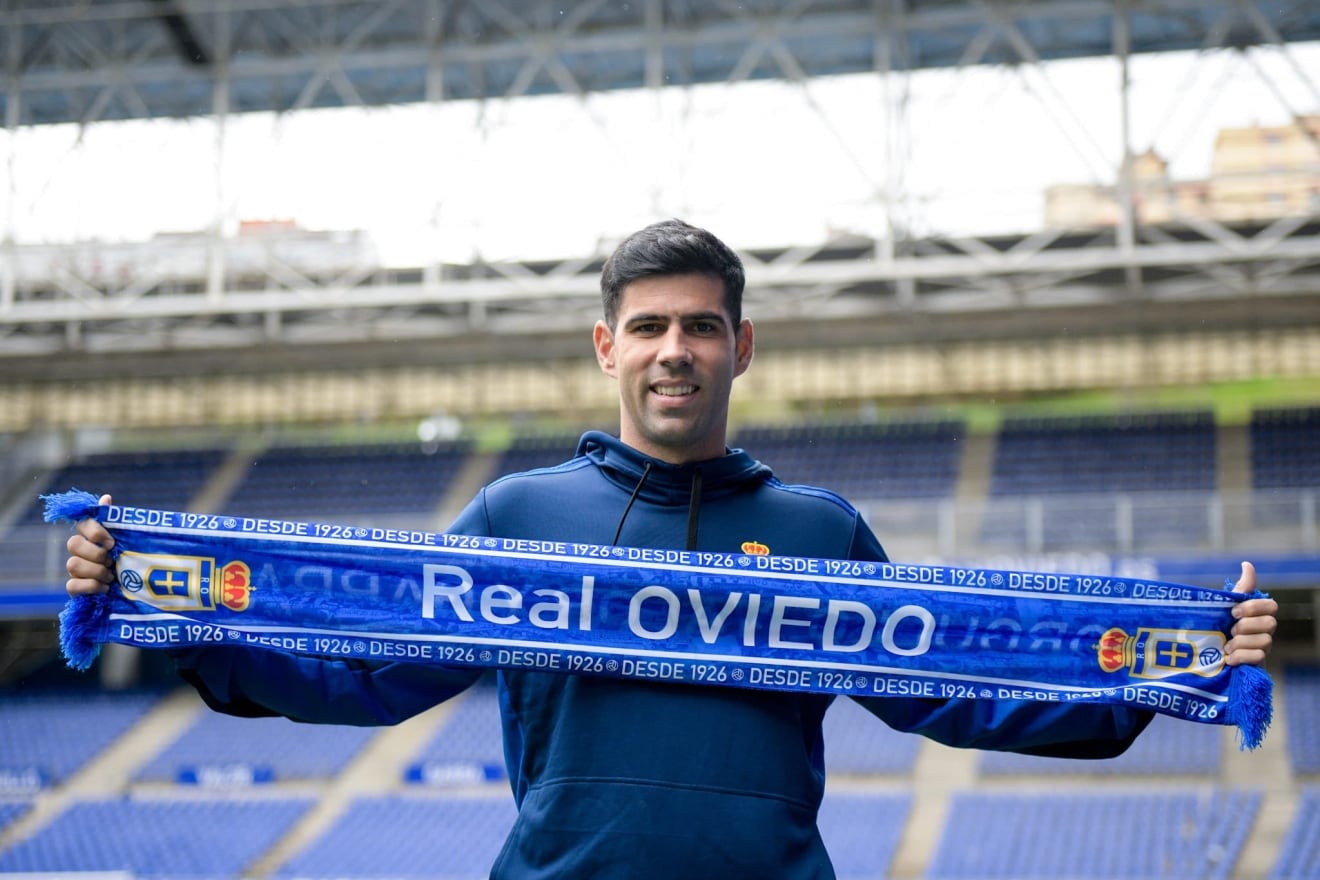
left=593, top=273, right=754, bottom=464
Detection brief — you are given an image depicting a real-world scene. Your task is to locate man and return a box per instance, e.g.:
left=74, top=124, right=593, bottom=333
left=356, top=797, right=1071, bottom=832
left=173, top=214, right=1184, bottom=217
left=66, top=220, right=1278, bottom=879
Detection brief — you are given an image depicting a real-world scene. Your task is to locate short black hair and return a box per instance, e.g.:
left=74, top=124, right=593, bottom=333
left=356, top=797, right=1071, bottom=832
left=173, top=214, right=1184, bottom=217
left=599, top=219, right=745, bottom=330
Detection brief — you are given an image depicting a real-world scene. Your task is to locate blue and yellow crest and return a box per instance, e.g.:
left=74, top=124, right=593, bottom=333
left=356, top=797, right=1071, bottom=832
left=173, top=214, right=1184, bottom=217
left=1097, top=626, right=1225, bottom=679
left=117, top=551, right=249, bottom=612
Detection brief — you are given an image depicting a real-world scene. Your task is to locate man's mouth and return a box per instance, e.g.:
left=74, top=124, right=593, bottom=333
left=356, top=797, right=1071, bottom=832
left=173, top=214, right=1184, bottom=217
left=652, top=384, right=697, bottom=397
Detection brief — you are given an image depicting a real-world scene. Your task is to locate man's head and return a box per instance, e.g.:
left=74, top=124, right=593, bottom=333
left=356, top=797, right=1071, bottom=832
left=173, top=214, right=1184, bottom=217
left=593, top=221, right=754, bottom=465
left=599, top=219, right=746, bottom=331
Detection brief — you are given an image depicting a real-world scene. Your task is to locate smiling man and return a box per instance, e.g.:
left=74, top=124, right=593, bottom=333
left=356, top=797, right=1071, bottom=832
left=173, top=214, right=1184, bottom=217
left=594, top=271, right=753, bottom=464
left=65, top=219, right=1278, bottom=880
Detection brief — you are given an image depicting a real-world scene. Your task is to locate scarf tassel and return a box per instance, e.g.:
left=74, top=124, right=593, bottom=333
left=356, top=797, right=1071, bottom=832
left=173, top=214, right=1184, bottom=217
left=42, top=489, right=115, bottom=671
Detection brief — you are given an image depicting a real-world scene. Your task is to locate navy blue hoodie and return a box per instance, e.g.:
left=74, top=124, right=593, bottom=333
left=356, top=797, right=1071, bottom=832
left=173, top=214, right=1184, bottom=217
left=175, top=432, right=1150, bottom=879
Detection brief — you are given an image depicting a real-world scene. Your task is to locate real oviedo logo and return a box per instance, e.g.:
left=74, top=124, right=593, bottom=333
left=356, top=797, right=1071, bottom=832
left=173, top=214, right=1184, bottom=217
left=116, top=551, right=251, bottom=613
left=1097, top=626, right=1225, bottom=680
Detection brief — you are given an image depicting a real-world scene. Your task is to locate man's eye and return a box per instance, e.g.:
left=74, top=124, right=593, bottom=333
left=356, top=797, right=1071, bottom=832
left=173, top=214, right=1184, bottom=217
left=692, top=321, right=719, bottom=334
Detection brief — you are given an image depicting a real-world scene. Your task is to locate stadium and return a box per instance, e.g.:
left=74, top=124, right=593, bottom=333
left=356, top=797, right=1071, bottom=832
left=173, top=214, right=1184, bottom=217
left=1, top=1, right=1318, bottom=877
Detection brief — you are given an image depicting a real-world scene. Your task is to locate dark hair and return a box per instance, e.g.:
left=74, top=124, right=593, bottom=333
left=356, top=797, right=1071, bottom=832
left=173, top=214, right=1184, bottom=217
left=599, top=219, right=746, bottom=329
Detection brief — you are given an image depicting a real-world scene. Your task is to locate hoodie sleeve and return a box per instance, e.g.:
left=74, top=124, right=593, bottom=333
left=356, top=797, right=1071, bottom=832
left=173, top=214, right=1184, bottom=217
left=168, top=494, right=495, bottom=726
left=843, top=511, right=1153, bottom=757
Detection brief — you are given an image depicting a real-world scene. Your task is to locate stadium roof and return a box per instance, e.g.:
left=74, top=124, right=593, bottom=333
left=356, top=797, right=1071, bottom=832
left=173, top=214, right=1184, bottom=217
left=3, top=0, right=1319, bottom=126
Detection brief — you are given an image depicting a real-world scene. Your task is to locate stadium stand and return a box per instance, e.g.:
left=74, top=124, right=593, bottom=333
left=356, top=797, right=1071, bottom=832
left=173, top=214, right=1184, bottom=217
left=1285, top=663, right=1320, bottom=775
left=731, top=420, right=966, bottom=501
left=1251, top=406, right=1320, bottom=530
left=822, top=696, right=924, bottom=775
left=405, top=676, right=507, bottom=786
left=984, top=411, right=1219, bottom=551
left=220, top=440, right=472, bottom=523
left=0, top=796, right=314, bottom=877
left=990, top=412, right=1218, bottom=495
left=816, top=790, right=912, bottom=880
left=489, top=432, right=588, bottom=481
left=926, top=787, right=1261, bottom=879
left=0, top=690, right=165, bottom=788
left=978, top=713, right=1222, bottom=776
left=0, top=801, right=31, bottom=836
left=1252, top=407, right=1320, bottom=490
left=272, top=794, right=518, bottom=879
left=135, top=708, right=381, bottom=784
left=2, top=446, right=227, bottom=589
left=1272, top=786, right=1320, bottom=880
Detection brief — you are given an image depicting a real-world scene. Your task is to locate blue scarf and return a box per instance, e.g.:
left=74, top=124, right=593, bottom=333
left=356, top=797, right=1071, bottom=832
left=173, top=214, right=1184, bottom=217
left=44, top=489, right=1272, bottom=749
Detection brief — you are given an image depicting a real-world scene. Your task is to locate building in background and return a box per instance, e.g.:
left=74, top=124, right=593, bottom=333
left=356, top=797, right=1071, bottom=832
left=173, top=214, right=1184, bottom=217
left=1045, top=115, right=1320, bottom=227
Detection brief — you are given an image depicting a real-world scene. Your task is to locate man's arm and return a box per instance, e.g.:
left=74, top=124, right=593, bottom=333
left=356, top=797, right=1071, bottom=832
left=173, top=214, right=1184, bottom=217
left=842, top=517, right=1276, bottom=756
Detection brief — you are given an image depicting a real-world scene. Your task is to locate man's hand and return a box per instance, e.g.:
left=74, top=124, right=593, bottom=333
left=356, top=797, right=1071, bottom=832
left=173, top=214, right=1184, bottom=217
left=65, top=493, right=116, bottom=596
left=1226, top=561, right=1278, bottom=667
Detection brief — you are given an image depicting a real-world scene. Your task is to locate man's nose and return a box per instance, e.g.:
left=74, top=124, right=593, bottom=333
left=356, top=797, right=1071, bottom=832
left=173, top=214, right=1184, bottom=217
left=658, top=327, right=692, bottom=366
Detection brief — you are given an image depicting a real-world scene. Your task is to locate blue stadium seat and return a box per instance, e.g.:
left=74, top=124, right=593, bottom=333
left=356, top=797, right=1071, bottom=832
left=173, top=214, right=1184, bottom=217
left=927, top=787, right=1260, bottom=879
left=983, top=411, right=1218, bottom=550
left=0, top=690, right=164, bottom=787
left=989, top=411, right=1217, bottom=497
left=3, top=447, right=227, bottom=588
left=405, top=677, right=507, bottom=786
left=979, top=714, right=1222, bottom=776
left=1271, top=785, right=1320, bottom=879
left=733, top=420, right=966, bottom=501
left=492, top=433, right=586, bottom=480
left=0, top=801, right=31, bottom=835
left=1285, top=664, right=1320, bottom=775
left=818, top=790, right=911, bottom=879
left=0, top=796, right=312, bottom=877
left=221, top=440, right=472, bottom=522
left=823, top=697, right=923, bottom=775
left=273, top=795, right=517, bottom=878
left=1252, top=407, right=1320, bottom=490
left=1250, top=406, right=1320, bottom=528
left=136, top=707, right=380, bottom=783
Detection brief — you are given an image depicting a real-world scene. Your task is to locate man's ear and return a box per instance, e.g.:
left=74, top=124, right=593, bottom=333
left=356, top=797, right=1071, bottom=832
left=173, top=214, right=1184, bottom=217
left=733, top=319, right=754, bottom=378
left=593, top=320, right=617, bottom=377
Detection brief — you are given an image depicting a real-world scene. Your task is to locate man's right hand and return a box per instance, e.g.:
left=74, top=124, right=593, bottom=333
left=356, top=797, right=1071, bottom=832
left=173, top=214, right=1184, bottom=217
left=65, top=493, right=116, bottom=596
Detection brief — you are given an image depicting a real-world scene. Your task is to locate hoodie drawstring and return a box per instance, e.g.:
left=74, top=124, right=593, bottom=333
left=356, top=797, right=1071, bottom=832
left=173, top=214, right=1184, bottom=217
left=686, top=467, right=702, bottom=551
left=611, top=461, right=652, bottom=547
left=609, top=461, right=703, bottom=551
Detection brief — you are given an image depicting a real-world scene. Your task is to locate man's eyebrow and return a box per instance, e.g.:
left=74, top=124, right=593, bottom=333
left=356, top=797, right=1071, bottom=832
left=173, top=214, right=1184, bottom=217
left=624, top=310, right=727, bottom=326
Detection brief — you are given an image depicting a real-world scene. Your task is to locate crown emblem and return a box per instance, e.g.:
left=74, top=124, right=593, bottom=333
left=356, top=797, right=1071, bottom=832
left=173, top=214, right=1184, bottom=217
left=1097, top=627, right=1129, bottom=672
left=220, top=561, right=252, bottom=612
left=740, top=540, right=770, bottom=555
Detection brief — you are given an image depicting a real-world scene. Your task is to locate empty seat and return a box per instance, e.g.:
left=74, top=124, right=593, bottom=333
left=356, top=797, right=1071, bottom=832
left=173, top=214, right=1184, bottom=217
left=927, top=787, right=1259, bottom=879
left=0, top=796, right=312, bottom=877
left=273, top=794, right=516, bottom=878
left=818, top=790, right=912, bottom=879
left=405, top=678, right=507, bottom=786
left=0, top=690, right=164, bottom=787
left=136, top=705, right=380, bottom=783
left=1271, top=785, right=1320, bottom=879
left=979, top=714, right=1222, bottom=776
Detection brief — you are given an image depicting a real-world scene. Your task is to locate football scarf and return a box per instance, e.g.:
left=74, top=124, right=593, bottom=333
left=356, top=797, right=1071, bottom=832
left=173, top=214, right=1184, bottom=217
left=44, top=490, right=1273, bottom=749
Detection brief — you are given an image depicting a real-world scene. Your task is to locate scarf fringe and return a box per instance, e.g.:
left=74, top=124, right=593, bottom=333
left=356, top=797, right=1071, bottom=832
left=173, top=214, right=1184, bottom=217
left=1227, top=663, right=1273, bottom=751
left=41, top=488, right=102, bottom=524
left=42, top=489, right=111, bottom=671
left=59, top=594, right=111, bottom=671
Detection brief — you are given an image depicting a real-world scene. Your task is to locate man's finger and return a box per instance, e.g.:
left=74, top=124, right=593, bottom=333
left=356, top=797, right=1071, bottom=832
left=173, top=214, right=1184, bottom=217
left=1232, top=560, right=1256, bottom=594
left=67, top=532, right=113, bottom=565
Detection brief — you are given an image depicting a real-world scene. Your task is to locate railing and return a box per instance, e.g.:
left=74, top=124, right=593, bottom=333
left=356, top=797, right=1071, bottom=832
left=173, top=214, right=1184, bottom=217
left=858, top=488, right=1318, bottom=567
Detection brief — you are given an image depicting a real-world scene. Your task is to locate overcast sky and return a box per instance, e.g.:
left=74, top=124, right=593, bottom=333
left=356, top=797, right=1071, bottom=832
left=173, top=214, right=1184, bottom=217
left=3, top=42, right=1317, bottom=263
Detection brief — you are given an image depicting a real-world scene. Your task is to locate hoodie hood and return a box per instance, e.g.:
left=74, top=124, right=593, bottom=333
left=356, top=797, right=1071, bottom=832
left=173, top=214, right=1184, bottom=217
left=576, top=430, right=772, bottom=506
